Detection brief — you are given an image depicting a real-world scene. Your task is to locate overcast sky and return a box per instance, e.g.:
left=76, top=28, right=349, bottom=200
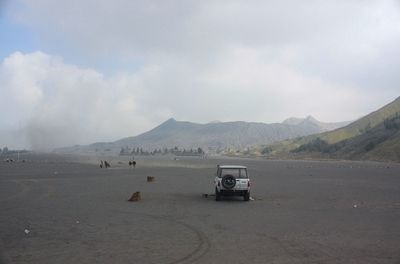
left=0, top=0, right=399, bottom=149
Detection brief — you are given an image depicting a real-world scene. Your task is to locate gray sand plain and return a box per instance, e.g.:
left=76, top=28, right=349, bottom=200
left=1, top=154, right=400, bottom=264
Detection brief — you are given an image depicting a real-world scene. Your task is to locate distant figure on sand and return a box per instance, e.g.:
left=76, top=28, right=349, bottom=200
left=129, top=160, right=136, bottom=168
left=100, top=160, right=103, bottom=168
left=104, top=161, right=111, bottom=168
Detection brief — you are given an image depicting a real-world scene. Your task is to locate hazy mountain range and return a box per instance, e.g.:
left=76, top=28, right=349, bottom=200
left=57, top=116, right=350, bottom=154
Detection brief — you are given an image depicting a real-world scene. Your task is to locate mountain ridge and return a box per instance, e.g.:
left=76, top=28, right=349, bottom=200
left=56, top=116, right=349, bottom=154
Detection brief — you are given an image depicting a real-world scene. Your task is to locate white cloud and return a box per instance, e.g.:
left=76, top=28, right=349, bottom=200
left=13, top=0, right=400, bottom=92
left=0, top=51, right=164, bottom=149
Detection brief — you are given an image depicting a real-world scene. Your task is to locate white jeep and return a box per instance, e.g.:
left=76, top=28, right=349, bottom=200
left=214, top=165, right=250, bottom=201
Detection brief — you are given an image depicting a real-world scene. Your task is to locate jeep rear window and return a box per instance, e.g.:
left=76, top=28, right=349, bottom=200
left=219, top=168, right=248, bottom=178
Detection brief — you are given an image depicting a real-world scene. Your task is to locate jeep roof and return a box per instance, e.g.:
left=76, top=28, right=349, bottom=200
left=218, top=165, right=247, bottom=169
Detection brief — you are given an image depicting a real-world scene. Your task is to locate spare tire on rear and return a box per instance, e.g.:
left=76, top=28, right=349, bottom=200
left=221, top=175, right=236, bottom=189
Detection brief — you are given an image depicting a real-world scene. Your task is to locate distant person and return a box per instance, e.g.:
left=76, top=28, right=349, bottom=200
left=100, top=160, right=103, bottom=168
left=129, top=160, right=136, bottom=168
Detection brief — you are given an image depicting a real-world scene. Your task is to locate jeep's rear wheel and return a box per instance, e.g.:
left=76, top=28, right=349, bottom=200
left=215, top=188, right=221, bottom=201
left=244, top=191, right=250, bottom=201
left=221, top=175, right=236, bottom=189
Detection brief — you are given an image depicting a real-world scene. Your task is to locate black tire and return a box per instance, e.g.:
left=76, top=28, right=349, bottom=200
left=215, top=188, right=221, bottom=201
left=244, top=191, right=250, bottom=201
left=221, top=175, right=236, bottom=189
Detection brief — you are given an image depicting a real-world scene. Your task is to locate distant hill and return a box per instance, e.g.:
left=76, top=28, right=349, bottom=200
left=256, top=96, right=400, bottom=162
left=283, top=115, right=350, bottom=132
left=56, top=116, right=348, bottom=154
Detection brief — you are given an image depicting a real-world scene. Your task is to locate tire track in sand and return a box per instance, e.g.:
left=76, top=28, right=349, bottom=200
left=116, top=209, right=211, bottom=264
left=163, top=220, right=211, bottom=264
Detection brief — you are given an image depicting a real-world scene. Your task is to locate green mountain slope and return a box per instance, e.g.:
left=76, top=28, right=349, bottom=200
left=318, top=96, right=400, bottom=144
left=332, top=115, right=400, bottom=162
left=258, top=96, right=400, bottom=162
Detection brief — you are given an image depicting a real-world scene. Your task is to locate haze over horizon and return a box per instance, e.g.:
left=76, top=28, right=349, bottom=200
left=1, top=0, right=399, bottom=150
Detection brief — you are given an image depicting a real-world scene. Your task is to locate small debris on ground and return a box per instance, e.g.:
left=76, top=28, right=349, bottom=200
left=128, top=191, right=141, bottom=202
left=24, top=229, right=30, bottom=235
left=147, top=176, right=155, bottom=182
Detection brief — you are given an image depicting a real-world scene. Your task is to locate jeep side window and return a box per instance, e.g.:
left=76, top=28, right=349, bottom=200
left=239, top=169, right=248, bottom=178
